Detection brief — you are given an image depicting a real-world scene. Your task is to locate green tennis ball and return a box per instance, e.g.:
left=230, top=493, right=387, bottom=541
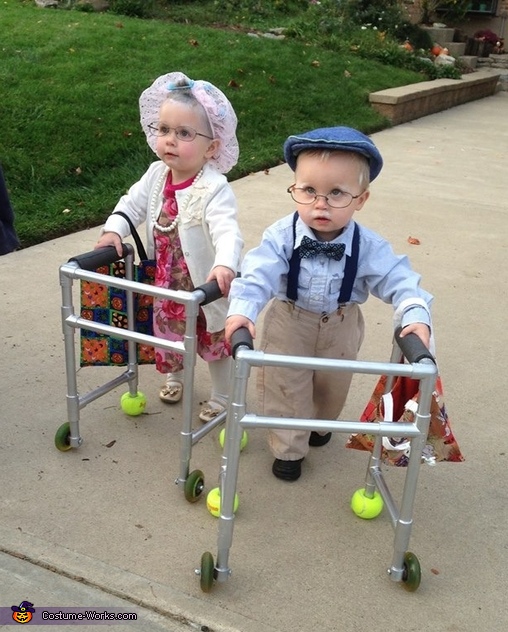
left=350, top=489, right=384, bottom=520
left=218, top=428, right=248, bottom=451
left=120, top=391, right=147, bottom=416
left=206, top=487, right=239, bottom=518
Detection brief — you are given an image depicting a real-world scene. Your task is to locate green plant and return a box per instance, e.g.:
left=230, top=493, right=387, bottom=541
left=213, top=0, right=308, bottom=17
left=420, top=0, right=470, bottom=24
left=393, top=22, right=433, bottom=50
left=109, top=0, right=157, bottom=18
left=339, top=0, right=407, bottom=33
left=438, top=0, right=471, bottom=23
left=285, top=0, right=458, bottom=79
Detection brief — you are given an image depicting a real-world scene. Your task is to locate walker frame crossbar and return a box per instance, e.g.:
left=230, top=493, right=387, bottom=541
left=57, top=244, right=224, bottom=501
left=197, top=327, right=437, bottom=592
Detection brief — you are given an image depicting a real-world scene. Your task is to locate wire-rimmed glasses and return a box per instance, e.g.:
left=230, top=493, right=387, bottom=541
left=287, top=185, right=362, bottom=209
left=147, top=123, right=213, bottom=142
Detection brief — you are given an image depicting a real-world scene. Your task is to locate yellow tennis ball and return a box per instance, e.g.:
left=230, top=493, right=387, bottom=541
left=350, top=489, right=384, bottom=520
left=206, top=487, right=239, bottom=518
left=218, top=428, right=248, bottom=451
left=120, top=391, right=147, bottom=416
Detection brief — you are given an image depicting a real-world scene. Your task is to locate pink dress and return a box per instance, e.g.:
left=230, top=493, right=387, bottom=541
left=153, top=172, right=230, bottom=374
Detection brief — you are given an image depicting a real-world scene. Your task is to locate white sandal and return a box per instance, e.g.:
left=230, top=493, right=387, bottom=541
left=199, top=400, right=226, bottom=423
left=159, top=379, right=183, bottom=404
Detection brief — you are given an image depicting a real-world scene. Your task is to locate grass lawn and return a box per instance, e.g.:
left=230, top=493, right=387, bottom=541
left=1, top=0, right=425, bottom=248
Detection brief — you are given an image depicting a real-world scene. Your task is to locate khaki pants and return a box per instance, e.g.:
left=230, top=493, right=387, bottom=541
left=257, top=299, right=365, bottom=460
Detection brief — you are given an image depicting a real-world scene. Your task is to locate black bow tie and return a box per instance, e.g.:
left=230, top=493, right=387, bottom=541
left=299, top=235, right=346, bottom=261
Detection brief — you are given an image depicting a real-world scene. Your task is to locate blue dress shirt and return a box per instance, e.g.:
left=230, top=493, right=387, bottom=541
left=228, top=213, right=433, bottom=328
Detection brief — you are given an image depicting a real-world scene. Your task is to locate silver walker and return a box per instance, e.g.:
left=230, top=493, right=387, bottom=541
left=57, top=244, right=225, bottom=502
left=197, top=327, right=437, bottom=592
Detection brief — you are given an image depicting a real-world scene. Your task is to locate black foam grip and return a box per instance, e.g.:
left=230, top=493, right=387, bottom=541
left=68, top=244, right=132, bottom=270
left=395, top=327, right=435, bottom=364
left=231, top=327, right=254, bottom=356
left=195, top=280, right=223, bottom=305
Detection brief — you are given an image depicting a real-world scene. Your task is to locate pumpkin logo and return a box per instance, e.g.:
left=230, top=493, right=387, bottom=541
left=11, top=601, right=35, bottom=624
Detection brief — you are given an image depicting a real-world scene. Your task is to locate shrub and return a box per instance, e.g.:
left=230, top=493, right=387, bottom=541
left=212, top=0, right=308, bottom=18
left=393, top=22, right=433, bottom=51
left=285, top=0, right=460, bottom=79
left=339, top=0, right=407, bottom=34
left=109, top=0, right=157, bottom=18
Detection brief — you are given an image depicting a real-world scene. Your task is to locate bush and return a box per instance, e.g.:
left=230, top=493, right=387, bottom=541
left=212, top=0, right=308, bottom=18
left=339, top=0, right=407, bottom=34
left=393, top=22, right=433, bottom=51
left=285, top=0, right=460, bottom=79
left=108, top=0, right=157, bottom=18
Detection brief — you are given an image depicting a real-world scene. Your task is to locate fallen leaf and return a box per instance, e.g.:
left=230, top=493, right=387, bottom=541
left=408, top=236, right=421, bottom=245
left=105, top=440, right=116, bottom=448
left=344, top=70, right=352, bottom=78
left=188, top=39, right=199, bottom=46
left=62, top=208, right=71, bottom=214
left=228, top=79, right=241, bottom=88
left=311, top=60, right=320, bottom=67
left=123, top=131, right=132, bottom=138
left=115, top=22, right=123, bottom=28
left=431, top=568, right=440, bottom=575
left=264, top=169, right=270, bottom=175
left=75, top=167, right=82, bottom=175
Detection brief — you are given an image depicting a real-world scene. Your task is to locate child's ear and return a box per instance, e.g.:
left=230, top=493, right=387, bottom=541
left=205, top=139, right=221, bottom=161
left=354, top=190, right=370, bottom=212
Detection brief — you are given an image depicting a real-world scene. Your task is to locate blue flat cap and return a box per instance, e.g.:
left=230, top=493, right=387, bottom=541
left=283, top=126, right=383, bottom=181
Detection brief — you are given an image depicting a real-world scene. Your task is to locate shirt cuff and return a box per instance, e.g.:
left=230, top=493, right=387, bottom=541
left=227, top=297, right=259, bottom=324
left=400, top=305, right=431, bottom=329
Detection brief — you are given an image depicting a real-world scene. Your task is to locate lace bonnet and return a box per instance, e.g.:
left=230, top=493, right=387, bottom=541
left=139, top=71, right=239, bottom=174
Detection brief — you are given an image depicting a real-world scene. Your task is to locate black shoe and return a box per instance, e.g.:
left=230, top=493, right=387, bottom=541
left=272, top=458, right=304, bottom=481
left=308, top=431, right=332, bottom=447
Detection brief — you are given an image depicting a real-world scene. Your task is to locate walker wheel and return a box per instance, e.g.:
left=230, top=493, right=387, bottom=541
left=402, top=552, right=421, bottom=592
left=54, top=423, right=72, bottom=452
left=199, top=551, right=215, bottom=593
left=184, top=470, right=205, bottom=503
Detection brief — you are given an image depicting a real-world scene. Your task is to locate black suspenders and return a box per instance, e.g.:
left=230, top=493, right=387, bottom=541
left=286, top=211, right=360, bottom=306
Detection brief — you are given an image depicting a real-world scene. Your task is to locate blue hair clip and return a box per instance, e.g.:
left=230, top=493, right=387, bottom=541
left=167, top=79, right=195, bottom=91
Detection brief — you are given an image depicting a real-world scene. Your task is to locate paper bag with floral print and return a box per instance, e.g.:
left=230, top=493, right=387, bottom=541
left=346, top=373, right=464, bottom=466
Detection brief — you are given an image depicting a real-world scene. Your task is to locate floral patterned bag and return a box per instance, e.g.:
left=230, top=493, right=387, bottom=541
left=345, top=373, right=464, bottom=466
left=80, top=213, right=155, bottom=366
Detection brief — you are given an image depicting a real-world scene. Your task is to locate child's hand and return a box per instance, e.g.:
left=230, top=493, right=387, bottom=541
left=399, top=323, right=430, bottom=348
left=95, top=231, right=123, bottom=258
left=225, top=315, right=256, bottom=344
left=207, top=266, right=235, bottom=297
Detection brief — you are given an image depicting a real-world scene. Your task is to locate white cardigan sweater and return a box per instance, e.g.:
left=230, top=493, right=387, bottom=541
left=102, top=161, right=243, bottom=332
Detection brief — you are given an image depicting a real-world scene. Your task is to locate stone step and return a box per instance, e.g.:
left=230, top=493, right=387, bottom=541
left=446, top=42, right=466, bottom=57
left=459, top=55, right=479, bottom=70
left=421, top=26, right=455, bottom=46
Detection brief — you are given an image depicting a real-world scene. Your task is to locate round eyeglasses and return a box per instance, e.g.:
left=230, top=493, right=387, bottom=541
left=147, top=123, right=213, bottom=142
left=287, top=185, right=362, bottom=209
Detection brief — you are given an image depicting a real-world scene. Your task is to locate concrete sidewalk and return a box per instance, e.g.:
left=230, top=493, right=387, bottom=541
left=1, top=92, right=508, bottom=632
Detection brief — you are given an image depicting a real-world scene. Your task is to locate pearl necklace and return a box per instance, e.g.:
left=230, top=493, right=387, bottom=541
left=151, top=168, right=204, bottom=233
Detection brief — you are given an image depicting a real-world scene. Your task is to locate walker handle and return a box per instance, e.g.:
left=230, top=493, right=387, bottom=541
left=395, top=327, right=435, bottom=364
left=231, top=327, right=254, bottom=356
left=68, top=244, right=132, bottom=270
left=194, top=280, right=223, bottom=305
